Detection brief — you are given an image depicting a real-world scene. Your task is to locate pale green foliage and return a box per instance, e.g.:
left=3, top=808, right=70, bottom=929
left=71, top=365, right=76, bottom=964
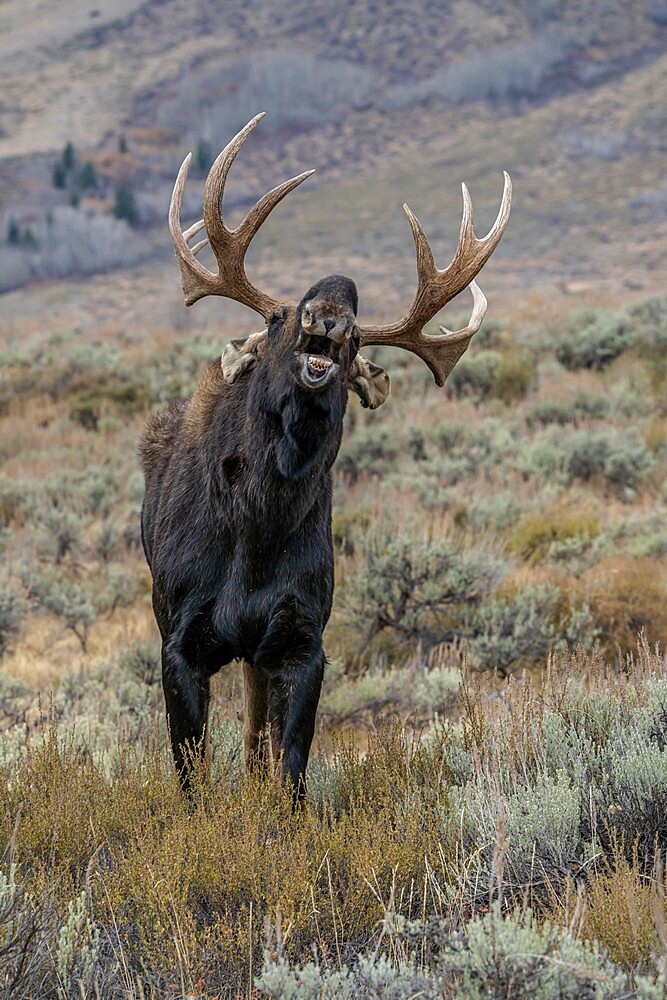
left=0, top=578, right=24, bottom=656
left=596, top=727, right=667, bottom=858
left=455, top=771, right=581, bottom=893
left=257, top=903, right=643, bottom=999
left=337, top=423, right=406, bottom=481
left=55, top=891, right=100, bottom=995
left=467, top=584, right=560, bottom=674
left=23, top=568, right=96, bottom=651
left=566, top=429, right=653, bottom=494
left=516, top=426, right=653, bottom=497
left=555, top=309, right=635, bottom=370
left=341, top=531, right=507, bottom=652
left=445, top=350, right=502, bottom=399
left=441, top=904, right=627, bottom=999
left=34, top=506, right=89, bottom=563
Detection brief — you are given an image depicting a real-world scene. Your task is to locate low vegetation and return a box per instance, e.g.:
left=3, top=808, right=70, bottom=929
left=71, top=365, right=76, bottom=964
left=2, top=644, right=667, bottom=996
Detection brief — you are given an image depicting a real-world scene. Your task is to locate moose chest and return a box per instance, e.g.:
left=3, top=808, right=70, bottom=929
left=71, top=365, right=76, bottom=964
left=209, top=506, right=334, bottom=666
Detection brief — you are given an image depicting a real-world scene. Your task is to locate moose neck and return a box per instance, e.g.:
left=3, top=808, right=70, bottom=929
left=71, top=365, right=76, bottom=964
left=242, top=361, right=347, bottom=515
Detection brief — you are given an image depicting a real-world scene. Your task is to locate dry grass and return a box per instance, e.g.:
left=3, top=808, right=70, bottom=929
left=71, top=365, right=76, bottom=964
left=3, top=644, right=667, bottom=995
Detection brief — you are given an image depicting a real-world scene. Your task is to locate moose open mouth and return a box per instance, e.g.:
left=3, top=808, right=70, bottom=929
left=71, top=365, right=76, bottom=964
left=297, top=333, right=341, bottom=388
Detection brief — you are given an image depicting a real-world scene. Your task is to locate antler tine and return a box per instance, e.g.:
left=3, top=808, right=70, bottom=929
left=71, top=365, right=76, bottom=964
left=168, top=112, right=315, bottom=318
left=358, top=172, right=511, bottom=386
left=169, top=153, right=217, bottom=305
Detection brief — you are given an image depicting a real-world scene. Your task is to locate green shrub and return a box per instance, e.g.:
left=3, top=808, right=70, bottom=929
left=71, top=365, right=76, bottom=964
left=439, top=904, right=630, bottom=1000
left=337, top=424, right=406, bottom=481
left=34, top=505, right=89, bottom=563
left=0, top=580, right=24, bottom=656
left=467, top=584, right=560, bottom=674
left=340, top=531, right=507, bottom=654
left=515, top=427, right=569, bottom=483
left=526, top=400, right=578, bottom=429
left=0, top=669, right=31, bottom=724
left=77, top=161, right=97, bottom=190
left=493, top=353, right=537, bottom=403
left=456, top=770, right=581, bottom=892
left=257, top=903, right=638, bottom=999
left=555, top=309, right=635, bottom=370
left=68, top=373, right=152, bottom=429
left=196, top=138, right=213, bottom=173
left=446, top=350, right=502, bottom=399
left=507, top=505, right=599, bottom=562
left=23, top=568, right=96, bottom=651
left=113, top=182, right=139, bottom=225
left=572, top=391, right=610, bottom=420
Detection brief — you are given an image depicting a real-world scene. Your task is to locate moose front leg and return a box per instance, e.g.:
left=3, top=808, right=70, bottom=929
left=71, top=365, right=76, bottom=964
left=162, top=640, right=210, bottom=794
left=253, top=596, right=327, bottom=802
left=278, top=651, right=325, bottom=803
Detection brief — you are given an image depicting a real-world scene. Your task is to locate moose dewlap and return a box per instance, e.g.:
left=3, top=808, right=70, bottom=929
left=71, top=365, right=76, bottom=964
left=139, top=112, right=511, bottom=803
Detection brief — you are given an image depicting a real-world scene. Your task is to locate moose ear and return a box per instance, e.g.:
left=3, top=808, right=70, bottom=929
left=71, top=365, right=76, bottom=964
left=268, top=304, right=290, bottom=336
left=221, top=330, right=268, bottom=384
left=348, top=355, right=391, bottom=409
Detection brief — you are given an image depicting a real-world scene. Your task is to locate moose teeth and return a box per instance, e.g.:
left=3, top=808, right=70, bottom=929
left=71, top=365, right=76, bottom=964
left=308, top=355, right=332, bottom=370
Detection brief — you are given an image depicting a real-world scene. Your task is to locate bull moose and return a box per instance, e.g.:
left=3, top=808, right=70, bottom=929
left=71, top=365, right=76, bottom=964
left=140, top=113, right=511, bottom=802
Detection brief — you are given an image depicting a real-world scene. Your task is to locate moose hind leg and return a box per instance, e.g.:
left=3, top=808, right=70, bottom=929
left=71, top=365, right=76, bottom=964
left=242, top=660, right=269, bottom=771
left=162, top=640, right=210, bottom=793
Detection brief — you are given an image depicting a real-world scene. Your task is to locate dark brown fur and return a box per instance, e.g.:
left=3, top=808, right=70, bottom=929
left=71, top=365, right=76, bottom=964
left=140, top=276, right=360, bottom=801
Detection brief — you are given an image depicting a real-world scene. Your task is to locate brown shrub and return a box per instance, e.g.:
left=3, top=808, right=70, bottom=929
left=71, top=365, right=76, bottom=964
left=580, top=556, right=667, bottom=656
left=507, top=503, right=599, bottom=563
left=583, top=846, right=663, bottom=971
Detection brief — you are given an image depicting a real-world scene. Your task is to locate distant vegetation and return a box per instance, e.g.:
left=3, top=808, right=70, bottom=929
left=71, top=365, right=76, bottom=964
left=1, top=293, right=666, bottom=697
left=2, top=0, right=665, bottom=293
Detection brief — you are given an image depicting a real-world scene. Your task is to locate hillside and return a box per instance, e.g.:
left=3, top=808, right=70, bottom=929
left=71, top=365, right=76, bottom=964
left=1, top=0, right=666, bottom=310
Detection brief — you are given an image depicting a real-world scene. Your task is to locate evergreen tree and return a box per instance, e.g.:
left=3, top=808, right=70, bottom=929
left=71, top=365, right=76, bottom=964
left=113, top=183, right=138, bottom=225
left=52, top=161, right=66, bottom=189
left=78, top=161, right=98, bottom=189
left=196, top=139, right=212, bottom=174
left=62, top=141, right=75, bottom=171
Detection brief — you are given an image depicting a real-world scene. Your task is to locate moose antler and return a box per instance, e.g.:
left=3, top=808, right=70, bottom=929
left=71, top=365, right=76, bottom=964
left=357, top=174, right=512, bottom=386
left=169, top=113, right=315, bottom=317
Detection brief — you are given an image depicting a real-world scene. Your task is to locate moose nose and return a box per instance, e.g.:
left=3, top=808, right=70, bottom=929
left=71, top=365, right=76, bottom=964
left=324, top=319, right=336, bottom=334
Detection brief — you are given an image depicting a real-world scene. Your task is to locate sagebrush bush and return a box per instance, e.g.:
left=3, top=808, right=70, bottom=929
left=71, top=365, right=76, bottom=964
left=566, top=429, right=653, bottom=495
left=339, top=530, right=507, bottom=655
left=493, top=352, right=537, bottom=403
left=446, top=350, right=502, bottom=400
left=554, top=309, right=635, bottom=370
left=337, top=424, right=407, bottom=481
left=257, top=902, right=656, bottom=999
left=0, top=579, right=24, bottom=656
left=507, top=504, right=599, bottom=562
left=526, top=399, right=578, bottom=429
left=467, top=584, right=561, bottom=674
left=0, top=475, right=25, bottom=527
